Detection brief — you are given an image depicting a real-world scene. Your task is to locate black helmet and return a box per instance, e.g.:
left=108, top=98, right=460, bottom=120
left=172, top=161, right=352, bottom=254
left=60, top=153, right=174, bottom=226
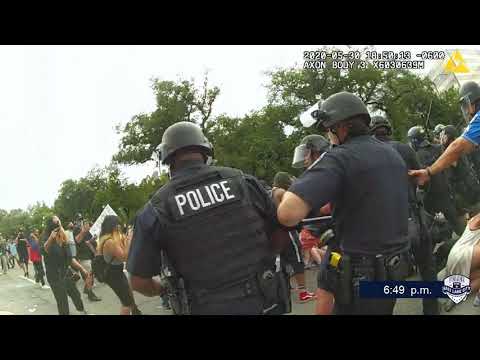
left=292, top=134, right=329, bottom=168
left=370, top=115, right=392, bottom=135
left=433, top=124, right=446, bottom=136
left=299, top=92, right=370, bottom=129
left=459, top=81, right=480, bottom=121
left=442, top=125, right=458, bottom=140
left=159, top=122, right=213, bottom=165
left=273, top=172, right=294, bottom=190
left=407, top=126, right=428, bottom=149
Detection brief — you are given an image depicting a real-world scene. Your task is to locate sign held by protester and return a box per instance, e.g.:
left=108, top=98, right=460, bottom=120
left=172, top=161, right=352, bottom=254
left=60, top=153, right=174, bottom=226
left=90, top=205, right=118, bottom=238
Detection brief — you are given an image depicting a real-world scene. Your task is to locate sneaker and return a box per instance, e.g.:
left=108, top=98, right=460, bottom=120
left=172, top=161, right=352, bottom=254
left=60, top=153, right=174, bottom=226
left=41, top=285, right=50, bottom=290
left=87, top=291, right=102, bottom=302
left=473, top=294, right=480, bottom=307
left=299, top=291, right=316, bottom=303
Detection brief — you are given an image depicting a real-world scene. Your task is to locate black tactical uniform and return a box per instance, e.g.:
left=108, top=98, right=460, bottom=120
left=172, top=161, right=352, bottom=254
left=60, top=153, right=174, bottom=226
left=407, top=126, right=464, bottom=236
left=291, top=92, right=411, bottom=315
left=468, top=148, right=480, bottom=180
left=441, top=125, right=480, bottom=214
left=127, top=122, right=289, bottom=315
left=371, top=116, right=439, bottom=315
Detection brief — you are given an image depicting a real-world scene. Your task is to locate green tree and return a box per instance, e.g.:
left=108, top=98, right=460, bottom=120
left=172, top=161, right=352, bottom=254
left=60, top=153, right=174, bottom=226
left=114, top=73, right=220, bottom=165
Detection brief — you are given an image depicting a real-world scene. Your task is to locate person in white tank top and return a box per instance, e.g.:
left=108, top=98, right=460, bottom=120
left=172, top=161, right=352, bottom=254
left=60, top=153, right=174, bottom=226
left=445, top=213, right=480, bottom=310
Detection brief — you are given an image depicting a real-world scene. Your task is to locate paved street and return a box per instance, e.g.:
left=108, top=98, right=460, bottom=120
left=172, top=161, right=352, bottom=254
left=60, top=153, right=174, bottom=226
left=1, top=264, right=479, bottom=315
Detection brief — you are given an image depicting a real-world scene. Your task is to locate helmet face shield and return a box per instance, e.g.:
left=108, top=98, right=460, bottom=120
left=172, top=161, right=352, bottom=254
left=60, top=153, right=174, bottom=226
left=292, top=144, right=311, bottom=168
left=299, top=102, right=320, bottom=128
left=460, top=96, right=472, bottom=122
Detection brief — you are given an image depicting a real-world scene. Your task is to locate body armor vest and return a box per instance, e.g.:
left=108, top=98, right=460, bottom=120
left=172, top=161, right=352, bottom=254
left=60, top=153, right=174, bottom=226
left=150, top=165, right=270, bottom=292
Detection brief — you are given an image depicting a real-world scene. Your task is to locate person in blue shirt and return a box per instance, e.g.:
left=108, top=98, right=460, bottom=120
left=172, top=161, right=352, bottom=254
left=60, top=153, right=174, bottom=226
left=410, top=81, right=480, bottom=187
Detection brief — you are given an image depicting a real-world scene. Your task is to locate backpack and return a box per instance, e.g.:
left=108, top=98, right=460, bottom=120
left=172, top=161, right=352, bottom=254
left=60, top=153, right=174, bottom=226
left=92, top=238, right=113, bottom=283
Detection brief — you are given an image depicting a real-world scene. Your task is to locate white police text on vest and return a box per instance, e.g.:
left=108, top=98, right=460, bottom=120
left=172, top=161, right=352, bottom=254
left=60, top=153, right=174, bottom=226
left=175, top=180, right=236, bottom=216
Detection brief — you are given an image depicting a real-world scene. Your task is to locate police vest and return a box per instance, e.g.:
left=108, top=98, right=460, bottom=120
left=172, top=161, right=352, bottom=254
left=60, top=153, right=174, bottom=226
left=150, top=165, right=270, bottom=292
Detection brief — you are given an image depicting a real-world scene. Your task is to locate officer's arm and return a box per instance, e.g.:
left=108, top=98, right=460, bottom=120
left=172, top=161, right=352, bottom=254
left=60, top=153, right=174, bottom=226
left=277, top=192, right=311, bottom=227
left=278, top=155, right=342, bottom=227
left=126, top=204, right=165, bottom=297
left=130, top=276, right=165, bottom=297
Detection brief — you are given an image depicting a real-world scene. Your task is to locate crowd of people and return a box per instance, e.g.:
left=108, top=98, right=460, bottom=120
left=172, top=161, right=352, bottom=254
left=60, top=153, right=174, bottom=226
left=0, top=213, right=142, bottom=315
left=3, top=81, right=480, bottom=316
left=123, top=80, right=480, bottom=315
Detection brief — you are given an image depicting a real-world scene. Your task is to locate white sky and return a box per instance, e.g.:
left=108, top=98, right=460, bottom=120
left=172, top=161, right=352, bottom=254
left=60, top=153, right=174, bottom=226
left=1, top=45, right=477, bottom=211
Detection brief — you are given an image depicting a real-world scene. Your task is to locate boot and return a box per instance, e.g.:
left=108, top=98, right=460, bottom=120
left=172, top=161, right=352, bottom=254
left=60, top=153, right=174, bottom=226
left=87, top=290, right=102, bottom=302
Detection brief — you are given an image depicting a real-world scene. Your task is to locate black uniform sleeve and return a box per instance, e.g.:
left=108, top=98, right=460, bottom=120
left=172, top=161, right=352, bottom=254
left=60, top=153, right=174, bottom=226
left=243, top=174, right=280, bottom=235
left=126, top=202, right=164, bottom=278
left=288, top=152, right=344, bottom=213
left=405, top=145, right=421, bottom=171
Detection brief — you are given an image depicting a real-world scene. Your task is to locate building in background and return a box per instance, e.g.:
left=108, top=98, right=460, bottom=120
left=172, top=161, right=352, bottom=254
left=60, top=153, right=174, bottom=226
left=427, top=49, right=480, bottom=92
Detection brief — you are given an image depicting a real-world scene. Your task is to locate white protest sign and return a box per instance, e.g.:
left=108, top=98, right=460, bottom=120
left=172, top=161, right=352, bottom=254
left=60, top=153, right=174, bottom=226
left=89, top=205, right=118, bottom=238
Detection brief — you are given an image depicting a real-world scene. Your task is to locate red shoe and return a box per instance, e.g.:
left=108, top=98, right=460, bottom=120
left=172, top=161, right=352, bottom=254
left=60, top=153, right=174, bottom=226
left=299, top=290, right=316, bottom=303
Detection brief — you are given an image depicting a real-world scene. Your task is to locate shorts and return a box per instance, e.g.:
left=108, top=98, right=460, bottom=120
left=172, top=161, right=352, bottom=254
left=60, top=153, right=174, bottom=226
left=79, top=260, right=92, bottom=273
left=281, top=231, right=304, bottom=275
left=18, top=252, right=29, bottom=264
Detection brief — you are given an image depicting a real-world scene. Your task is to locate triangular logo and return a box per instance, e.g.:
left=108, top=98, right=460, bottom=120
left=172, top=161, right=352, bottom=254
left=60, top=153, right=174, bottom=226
left=444, top=50, right=470, bottom=73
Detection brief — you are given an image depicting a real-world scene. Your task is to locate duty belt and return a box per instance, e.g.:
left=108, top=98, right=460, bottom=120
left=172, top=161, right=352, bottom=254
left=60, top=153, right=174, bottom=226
left=191, top=275, right=260, bottom=305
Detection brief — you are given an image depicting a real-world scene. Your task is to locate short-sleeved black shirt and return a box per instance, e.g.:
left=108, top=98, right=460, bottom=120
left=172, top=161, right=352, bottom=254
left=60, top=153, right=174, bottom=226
left=375, top=135, right=421, bottom=206
left=73, top=226, right=94, bottom=260
left=126, top=160, right=278, bottom=278
left=289, top=135, right=409, bottom=256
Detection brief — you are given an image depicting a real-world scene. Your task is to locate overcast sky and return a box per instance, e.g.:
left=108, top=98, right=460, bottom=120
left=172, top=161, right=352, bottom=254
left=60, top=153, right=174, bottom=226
left=0, top=45, right=476, bottom=211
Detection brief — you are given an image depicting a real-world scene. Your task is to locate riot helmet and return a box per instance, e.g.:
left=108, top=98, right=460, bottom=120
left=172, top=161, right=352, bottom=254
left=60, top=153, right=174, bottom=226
left=370, top=115, right=392, bottom=135
left=433, top=124, right=446, bottom=137
left=407, top=126, right=429, bottom=150
left=292, top=134, right=330, bottom=168
left=273, top=172, right=295, bottom=190
left=299, top=92, right=371, bottom=130
left=459, top=81, right=480, bottom=121
left=159, top=121, right=213, bottom=165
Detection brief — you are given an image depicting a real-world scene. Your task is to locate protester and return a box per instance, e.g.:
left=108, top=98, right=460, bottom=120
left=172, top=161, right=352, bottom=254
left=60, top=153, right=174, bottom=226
left=299, top=226, right=326, bottom=268
left=97, top=215, right=141, bottom=315
left=42, top=216, right=88, bottom=315
left=74, top=220, right=101, bottom=302
left=29, top=229, right=47, bottom=288
left=0, top=237, right=8, bottom=274
left=444, top=213, right=480, bottom=311
left=15, top=231, right=30, bottom=277
left=7, top=240, right=17, bottom=269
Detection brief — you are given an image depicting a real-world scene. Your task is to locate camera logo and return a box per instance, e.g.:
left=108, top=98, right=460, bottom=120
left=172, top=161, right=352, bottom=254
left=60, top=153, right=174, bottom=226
left=442, top=275, right=471, bottom=304
left=444, top=50, right=470, bottom=74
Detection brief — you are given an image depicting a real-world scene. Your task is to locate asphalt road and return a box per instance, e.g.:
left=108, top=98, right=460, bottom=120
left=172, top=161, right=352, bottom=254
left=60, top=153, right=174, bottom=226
left=1, top=264, right=479, bottom=315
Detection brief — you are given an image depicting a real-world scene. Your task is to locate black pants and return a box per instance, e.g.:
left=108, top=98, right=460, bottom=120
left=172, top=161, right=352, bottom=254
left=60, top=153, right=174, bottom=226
left=105, top=264, right=134, bottom=307
left=410, top=216, right=439, bottom=315
left=47, top=270, right=84, bottom=315
left=190, top=295, right=265, bottom=315
left=33, top=261, right=45, bottom=286
left=425, top=196, right=464, bottom=236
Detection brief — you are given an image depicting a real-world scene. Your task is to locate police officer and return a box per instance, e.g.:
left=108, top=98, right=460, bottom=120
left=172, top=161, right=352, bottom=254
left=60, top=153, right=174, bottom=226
left=433, top=124, right=446, bottom=144
left=440, top=125, right=480, bottom=215
left=127, top=121, right=290, bottom=315
left=370, top=116, right=439, bottom=315
left=411, top=81, right=480, bottom=194
left=407, top=126, right=464, bottom=236
left=278, top=92, right=411, bottom=315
